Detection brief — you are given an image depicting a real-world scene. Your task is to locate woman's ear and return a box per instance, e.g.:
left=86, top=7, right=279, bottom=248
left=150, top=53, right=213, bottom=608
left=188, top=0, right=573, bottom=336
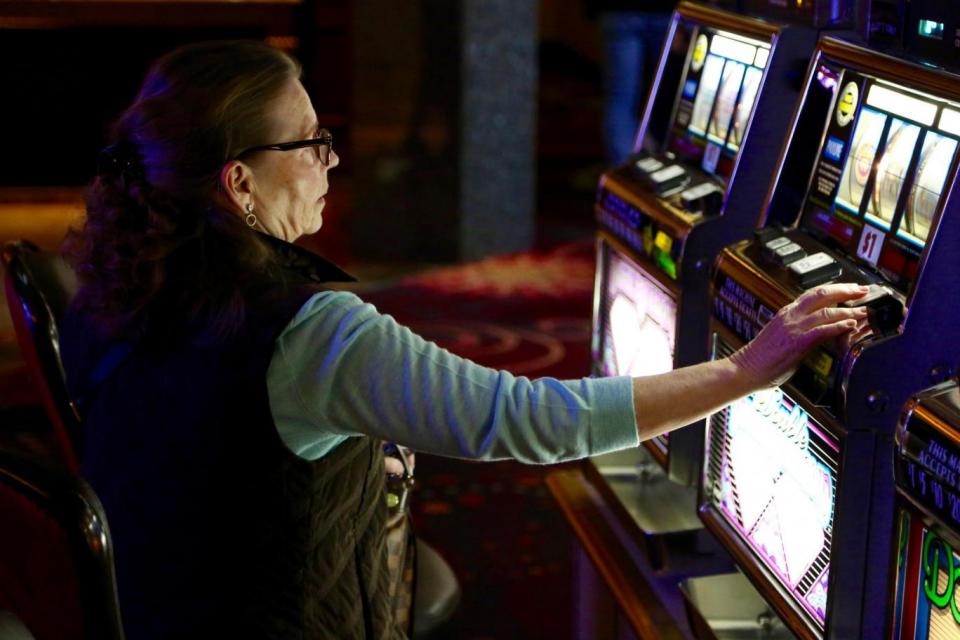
left=218, top=160, right=256, bottom=215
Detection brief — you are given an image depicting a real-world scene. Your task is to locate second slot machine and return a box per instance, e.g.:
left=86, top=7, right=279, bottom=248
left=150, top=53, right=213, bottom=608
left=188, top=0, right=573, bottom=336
left=687, top=37, right=960, bottom=638
left=891, top=379, right=960, bottom=639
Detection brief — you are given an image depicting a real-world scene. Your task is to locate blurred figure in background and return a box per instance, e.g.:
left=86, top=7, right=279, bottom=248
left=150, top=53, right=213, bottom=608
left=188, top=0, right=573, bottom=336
left=588, top=0, right=675, bottom=165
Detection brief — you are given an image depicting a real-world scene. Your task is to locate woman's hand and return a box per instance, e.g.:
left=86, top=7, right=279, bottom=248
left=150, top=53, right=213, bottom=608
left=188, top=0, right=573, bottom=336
left=633, top=282, right=869, bottom=442
left=729, top=283, right=870, bottom=388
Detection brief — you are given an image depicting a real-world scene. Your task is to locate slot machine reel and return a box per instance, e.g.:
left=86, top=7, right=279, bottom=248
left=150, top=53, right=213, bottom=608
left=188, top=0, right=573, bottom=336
left=869, top=120, right=920, bottom=224
left=905, top=134, right=958, bottom=242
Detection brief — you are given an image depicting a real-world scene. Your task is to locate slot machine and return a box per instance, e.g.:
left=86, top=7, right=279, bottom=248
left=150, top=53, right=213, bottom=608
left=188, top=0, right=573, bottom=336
left=590, top=0, right=817, bottom=550
left=891, top=380, right=960, bottom=639
left=686, top=36, right=960, bottom=638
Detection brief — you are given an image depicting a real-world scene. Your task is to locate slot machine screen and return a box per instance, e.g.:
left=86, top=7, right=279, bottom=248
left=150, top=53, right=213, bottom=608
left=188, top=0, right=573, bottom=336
left=799, top=68, right=960, bottom=292
left=666, top=27, right=770, bottom=183
left=596, top=243, right=678, bottom=378
left=891, top=507, right=960, bottom=639
left=705, top=337, right=840, bottom=631
left=595, top=240, right=678, bottom=453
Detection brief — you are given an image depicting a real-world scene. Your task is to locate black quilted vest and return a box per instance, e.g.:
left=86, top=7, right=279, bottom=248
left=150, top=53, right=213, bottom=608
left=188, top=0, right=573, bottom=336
left=61, top=237, right=405, bottom=639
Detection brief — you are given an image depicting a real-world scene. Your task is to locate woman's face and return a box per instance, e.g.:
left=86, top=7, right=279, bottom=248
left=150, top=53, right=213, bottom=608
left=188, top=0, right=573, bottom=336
left=246, top=78, right=338, bottom=242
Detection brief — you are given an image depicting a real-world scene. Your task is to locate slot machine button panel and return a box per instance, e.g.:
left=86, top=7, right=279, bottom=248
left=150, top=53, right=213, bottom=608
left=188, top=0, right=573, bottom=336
left=788, top=252, right=842, bottom=288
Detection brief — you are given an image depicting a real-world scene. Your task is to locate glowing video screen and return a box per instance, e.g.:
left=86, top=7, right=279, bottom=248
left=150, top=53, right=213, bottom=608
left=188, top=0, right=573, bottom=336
left=705, top=381, right=839, bottom=630
left=892, top=508, right=960, bottom=639
left=667, top=27, right=771, bottom=182
left=800, top=68, right=960, bottom=291
left=597, top=245, right=677, bottom=379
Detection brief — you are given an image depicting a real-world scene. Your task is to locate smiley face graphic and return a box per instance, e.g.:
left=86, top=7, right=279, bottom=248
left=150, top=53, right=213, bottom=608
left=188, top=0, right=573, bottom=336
left=836, top=81, right=859, bottom=127
left=691, top=34, right=709, bottom=73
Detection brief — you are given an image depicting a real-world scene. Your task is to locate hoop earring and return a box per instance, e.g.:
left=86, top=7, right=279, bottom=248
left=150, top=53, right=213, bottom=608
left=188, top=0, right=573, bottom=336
left=245, top=202, right=257, bottom=228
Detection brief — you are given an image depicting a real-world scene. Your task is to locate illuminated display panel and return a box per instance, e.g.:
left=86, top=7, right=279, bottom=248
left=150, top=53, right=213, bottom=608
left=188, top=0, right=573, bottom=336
left=799, top=68, right=960, bottom=292
left=595, top=241, right=677, bottom=452
left=666, top=27, right=771, bottom=183
left=891, top=508, right=960, bottom=639
left=597, top=244, right=677, bottom=378
left=705, top=338, right=840, bottom=631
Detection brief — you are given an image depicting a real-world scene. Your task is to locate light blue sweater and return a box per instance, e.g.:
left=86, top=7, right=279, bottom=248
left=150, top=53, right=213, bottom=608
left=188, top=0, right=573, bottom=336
left=267, top=291, right=639, bottom=462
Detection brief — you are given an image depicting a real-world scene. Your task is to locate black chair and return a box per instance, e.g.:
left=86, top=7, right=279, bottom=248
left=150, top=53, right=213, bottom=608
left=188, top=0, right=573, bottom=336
left=2, top=241, right=80, bottom=471
left=0, top=447, right=124, bottom=640
left=413, top=538, right=461, bottom=638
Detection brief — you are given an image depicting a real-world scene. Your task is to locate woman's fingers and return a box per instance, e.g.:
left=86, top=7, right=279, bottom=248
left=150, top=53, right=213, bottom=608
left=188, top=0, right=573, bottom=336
left=804, top=318, right=861, bottom=344
left=801, top=305, right=868, bottom=330
left=795, top=283, right=870, bottom=313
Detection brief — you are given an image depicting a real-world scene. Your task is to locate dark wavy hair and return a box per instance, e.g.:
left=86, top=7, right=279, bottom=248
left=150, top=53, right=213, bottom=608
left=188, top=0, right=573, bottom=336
left=63, top=40, right=302, bottom=343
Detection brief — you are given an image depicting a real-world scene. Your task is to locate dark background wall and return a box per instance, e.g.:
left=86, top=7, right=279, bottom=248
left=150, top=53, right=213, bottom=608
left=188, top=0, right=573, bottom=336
left=0, top=0, right=609, bottom=262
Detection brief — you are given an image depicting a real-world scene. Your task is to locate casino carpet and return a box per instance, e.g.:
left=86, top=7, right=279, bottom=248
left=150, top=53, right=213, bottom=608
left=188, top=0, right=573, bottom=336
left=357, top=239, right=596, bottom=640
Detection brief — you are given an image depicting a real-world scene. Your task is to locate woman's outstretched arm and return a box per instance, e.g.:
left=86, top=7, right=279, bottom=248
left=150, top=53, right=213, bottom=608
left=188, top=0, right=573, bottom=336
left=269, top=283, right=867, bottom=462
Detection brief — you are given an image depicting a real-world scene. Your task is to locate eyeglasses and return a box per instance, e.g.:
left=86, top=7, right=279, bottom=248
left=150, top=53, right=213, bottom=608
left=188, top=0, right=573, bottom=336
left=235, top=128, right=334, bottom=165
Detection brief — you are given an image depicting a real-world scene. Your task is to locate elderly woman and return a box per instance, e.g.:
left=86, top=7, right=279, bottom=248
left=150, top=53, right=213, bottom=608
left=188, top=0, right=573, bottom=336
left=60, top=41, right=867, bottom=639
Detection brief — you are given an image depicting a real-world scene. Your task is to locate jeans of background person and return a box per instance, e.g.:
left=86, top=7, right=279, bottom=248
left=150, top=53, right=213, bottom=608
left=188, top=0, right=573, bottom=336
left=601, top=12, right=672, bottom=165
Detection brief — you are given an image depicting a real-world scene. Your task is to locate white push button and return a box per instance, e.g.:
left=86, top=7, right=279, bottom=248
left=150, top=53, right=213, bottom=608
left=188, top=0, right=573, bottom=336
left=764, top=237, right=791, bottom=251
left=650, top=164, right=686, bottom=184
left=681, top=182, right=721, bottom=200
left=790, top=252, right=835, bottom=274
left=773, top=242, right=805, bottom=265
left=789, top=252, right=842, bottom=287
left=635, top=157, right=664, bottom=173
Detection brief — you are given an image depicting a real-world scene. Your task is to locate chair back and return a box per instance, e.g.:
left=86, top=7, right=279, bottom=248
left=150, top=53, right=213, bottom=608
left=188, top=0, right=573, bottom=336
left=2, top=241, right=80, bottom=471
left=0, top=448, right=124, bottom=640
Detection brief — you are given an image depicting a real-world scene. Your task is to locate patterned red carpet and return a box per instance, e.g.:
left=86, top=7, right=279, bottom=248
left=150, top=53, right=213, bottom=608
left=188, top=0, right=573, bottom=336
left=359, top=240, right=596, bottom=640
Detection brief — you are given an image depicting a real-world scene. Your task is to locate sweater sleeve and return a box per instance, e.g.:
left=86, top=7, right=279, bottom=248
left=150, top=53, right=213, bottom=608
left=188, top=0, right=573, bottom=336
left=267, top=290, right=639, bottom=463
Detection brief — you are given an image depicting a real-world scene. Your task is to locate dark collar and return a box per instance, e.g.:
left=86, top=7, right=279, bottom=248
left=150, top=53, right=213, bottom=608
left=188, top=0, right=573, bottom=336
left=256, top=231, right=356, bottom=284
